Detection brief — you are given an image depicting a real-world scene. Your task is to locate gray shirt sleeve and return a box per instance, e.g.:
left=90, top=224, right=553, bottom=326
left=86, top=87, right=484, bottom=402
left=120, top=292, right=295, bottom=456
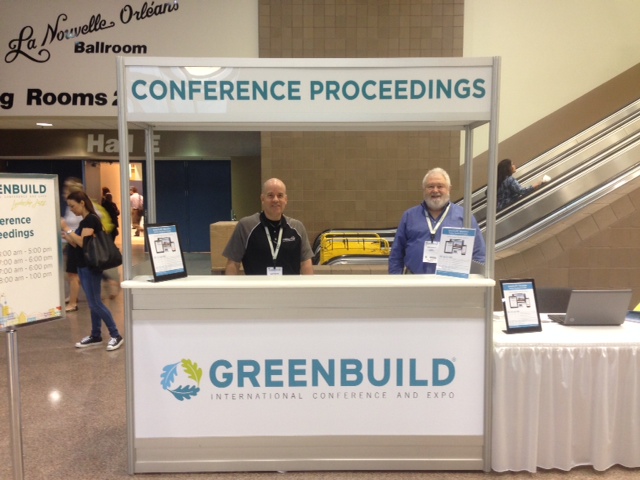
left=289, top=218, right=314, bottom=262
left=222, top=214, right=259, bottom=263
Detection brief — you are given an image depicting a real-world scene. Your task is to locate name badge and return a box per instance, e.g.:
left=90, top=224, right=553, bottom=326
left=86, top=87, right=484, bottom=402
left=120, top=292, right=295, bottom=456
left=423, top=241, right=439, bottom=264
left=267, top=267, right=283, bottom=276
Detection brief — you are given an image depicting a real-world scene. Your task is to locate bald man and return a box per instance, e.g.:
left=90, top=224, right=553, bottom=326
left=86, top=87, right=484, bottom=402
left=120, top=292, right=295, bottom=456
left=223, top=178, right=314, bottom=275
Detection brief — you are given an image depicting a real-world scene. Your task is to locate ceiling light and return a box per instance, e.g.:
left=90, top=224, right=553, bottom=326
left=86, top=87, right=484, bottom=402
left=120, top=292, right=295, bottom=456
left=48, top=389, right=62, bottom=404
left=36, top=122, right=53, bottom=127
left=184, top=66, right=222, bottom=77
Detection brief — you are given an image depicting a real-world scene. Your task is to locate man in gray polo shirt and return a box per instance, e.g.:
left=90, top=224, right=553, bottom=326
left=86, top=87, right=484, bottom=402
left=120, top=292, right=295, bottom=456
left=223, top=178, right=314, bottom=275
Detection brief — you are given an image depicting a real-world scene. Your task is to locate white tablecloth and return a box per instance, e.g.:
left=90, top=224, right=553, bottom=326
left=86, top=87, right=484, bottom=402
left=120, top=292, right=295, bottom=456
left=492, top=316, right=640, bottom=472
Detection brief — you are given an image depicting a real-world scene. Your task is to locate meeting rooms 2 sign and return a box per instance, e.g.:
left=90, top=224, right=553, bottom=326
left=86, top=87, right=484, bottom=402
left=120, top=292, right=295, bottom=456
left=132, top=317, right=485, bottom=438
left=0, top=174, right=63, bottom=330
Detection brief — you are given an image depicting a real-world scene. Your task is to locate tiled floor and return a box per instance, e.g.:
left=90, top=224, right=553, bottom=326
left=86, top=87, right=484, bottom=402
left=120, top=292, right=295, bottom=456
left=0, top=239, right=638, bottom=479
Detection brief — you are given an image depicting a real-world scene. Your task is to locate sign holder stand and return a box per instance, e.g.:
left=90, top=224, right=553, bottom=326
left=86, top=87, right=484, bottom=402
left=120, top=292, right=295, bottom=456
left=6, top=328, right=25, bottom=480
left=0, top=173, right=64, bottom=480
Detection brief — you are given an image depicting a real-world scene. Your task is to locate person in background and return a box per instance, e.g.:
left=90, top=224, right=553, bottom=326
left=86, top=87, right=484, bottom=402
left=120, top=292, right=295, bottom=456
left=61, top=177, right=84, bottom=312
left=101, top=189, right=120, bottom=241
left=61, top=190, right=124, bottom=351
left=130, top=186, right=144, bottom=236
left=101, top=186, right=110, bottom=204
left=223, top=178, right=314, bottom=275
left=497, top=158, right=546, bottom=211
left=388, top=167, right=486, bottom=274
left=101, top=188, right=121, bottom=300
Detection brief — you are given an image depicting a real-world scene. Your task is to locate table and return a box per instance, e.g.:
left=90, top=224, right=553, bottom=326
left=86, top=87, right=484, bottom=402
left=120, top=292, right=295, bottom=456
left=123, top=274, right=495, bottom=473
left=492, top=316, right=640, bottom=472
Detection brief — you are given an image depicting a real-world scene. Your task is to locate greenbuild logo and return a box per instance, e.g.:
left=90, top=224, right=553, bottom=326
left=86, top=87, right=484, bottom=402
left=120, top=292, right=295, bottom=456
left=161, top=359, right=202, bottom=401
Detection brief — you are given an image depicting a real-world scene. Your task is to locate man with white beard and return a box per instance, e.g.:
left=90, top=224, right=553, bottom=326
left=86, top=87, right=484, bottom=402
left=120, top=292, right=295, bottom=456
left=388, top=168, right=485, bottom=274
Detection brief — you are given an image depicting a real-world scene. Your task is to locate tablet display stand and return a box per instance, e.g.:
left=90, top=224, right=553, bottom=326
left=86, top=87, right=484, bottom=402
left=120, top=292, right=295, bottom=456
left=499, top=278, right=542, bottom=334
left=144, top=223, right=188, bottom=282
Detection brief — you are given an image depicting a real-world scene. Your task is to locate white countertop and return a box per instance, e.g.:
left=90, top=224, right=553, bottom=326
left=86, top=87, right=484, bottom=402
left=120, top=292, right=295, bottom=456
left=492, top=313, right=640, bottom=347
left=122, top=274, right=495, bottom=289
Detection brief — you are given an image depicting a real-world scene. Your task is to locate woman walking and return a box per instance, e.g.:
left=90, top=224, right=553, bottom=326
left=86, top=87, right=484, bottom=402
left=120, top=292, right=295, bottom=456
left=61, top=190, right=124, bottom=351
left=61, top=177, right=84, bottom=312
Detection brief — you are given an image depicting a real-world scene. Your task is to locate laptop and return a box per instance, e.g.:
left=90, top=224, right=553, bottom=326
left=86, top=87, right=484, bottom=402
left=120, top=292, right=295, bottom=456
left=548, top=289, right=632, bottom=326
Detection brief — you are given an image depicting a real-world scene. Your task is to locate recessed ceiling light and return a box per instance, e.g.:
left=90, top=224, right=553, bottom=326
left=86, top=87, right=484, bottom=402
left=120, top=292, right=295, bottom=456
left=36, top=122, right=53, bottom=127
left=184, top=66, right=222, bottom=77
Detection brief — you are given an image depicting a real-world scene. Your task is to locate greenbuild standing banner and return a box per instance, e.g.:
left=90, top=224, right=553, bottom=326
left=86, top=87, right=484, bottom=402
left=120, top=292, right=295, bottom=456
left=0, top=174, right=63, bottom=330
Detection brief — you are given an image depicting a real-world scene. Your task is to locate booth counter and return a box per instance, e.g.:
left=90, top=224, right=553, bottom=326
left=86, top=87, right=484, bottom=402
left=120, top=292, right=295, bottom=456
left=123, top=274, right=495, bottom=473
left=116, top=56, right=501, bottom=473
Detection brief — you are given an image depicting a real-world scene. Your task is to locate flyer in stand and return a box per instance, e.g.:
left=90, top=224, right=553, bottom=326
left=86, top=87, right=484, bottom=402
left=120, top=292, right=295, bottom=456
left=145, top=223, right=187, bottom=282
left=435, top=227, right=475, bottom=278
left=499, top=279, right=542, bottom=333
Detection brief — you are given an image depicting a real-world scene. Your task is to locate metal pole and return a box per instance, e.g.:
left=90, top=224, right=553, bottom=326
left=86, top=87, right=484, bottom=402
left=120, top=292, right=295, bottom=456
left=116, top=56, right=132, bottom=283
left=483, top=56, right=502, bottom=473
left=485, top=57, right=501, bottom=280
left=145, top=126, right=157, bottom=224
left=463, top=126, right=474, bottom=229
left=116, top=55, right=136, bottom=475
left=6, top=328, right=25, bottom=480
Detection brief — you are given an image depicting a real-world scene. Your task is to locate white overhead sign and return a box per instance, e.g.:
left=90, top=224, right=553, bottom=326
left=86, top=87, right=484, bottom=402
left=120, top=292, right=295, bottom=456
left=123, top=58, right=494, bottom=128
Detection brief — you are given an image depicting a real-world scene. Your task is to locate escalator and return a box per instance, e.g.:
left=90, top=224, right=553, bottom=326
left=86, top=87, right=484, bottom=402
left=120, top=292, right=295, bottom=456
left=313, top=99, right=640, bottom=265
left=463, top=98, right=640, bottom=251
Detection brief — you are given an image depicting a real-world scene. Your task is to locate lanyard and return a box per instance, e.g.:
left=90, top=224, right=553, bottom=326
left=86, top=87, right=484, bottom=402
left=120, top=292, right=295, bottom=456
left=424, top=202, right=450, bottom=242
left=264, top=225, right=283, bottom=263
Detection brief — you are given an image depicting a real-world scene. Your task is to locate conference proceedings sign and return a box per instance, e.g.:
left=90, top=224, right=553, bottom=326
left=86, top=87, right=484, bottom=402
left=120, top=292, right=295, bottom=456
left=132, top=316, right=485, bottom=438
left=0, top=174, right=63, bottom=331
left=122, top=57, right=495, bottom=128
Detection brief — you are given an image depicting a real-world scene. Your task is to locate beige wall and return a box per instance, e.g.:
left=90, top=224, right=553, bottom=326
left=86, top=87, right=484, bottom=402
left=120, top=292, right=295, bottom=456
left=464, top=0, right=640, bottom=157
left=231, top=156, right=262, bottom=219
left=468, top=63, right=640, bottom=191
left=257, top=0, right=640, bottom=308
left=494, top=177, right=640, bottom=309
left=258, top=0, right=465, bottom=242
left=462, top=5, right=640, bottom=305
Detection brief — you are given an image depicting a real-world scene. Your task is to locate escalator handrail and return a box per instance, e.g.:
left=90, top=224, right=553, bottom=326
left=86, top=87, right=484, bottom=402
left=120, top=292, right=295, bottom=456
left=496, top=162, right=640, bottom=252
left=474, top=128, right=640, bottom=225
left=459, top=98, right=640, bottom=209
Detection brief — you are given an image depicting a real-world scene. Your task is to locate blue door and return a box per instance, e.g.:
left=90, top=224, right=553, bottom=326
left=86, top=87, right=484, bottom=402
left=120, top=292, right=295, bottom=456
left=155, top=160, right=231, bottom=252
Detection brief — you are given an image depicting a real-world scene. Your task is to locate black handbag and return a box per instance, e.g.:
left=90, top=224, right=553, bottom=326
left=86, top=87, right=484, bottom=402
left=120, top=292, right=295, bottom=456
left=83, top=230, right=123, bottom=271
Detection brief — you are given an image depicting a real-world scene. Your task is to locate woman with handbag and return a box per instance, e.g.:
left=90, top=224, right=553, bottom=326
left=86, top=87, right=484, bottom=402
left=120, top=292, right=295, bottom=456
left=61, top=190, right=124, bottom=351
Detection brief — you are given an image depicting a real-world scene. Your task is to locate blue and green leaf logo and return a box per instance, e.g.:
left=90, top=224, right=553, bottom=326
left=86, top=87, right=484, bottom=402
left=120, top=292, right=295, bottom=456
left=160, top=359, right=202, bottom=401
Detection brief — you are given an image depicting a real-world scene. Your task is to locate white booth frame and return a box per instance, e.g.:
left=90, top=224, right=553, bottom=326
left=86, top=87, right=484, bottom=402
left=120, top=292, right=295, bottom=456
left=117, top=56, right=501, bottom=474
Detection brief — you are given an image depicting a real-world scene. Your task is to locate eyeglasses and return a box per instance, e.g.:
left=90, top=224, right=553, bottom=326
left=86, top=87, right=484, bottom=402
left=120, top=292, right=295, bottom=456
left=424, top=184, right=448, bottom=191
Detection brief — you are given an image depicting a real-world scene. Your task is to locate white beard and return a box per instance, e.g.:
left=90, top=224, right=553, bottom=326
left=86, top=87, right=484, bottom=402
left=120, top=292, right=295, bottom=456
left=425, top=195, right=449, bottom=212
